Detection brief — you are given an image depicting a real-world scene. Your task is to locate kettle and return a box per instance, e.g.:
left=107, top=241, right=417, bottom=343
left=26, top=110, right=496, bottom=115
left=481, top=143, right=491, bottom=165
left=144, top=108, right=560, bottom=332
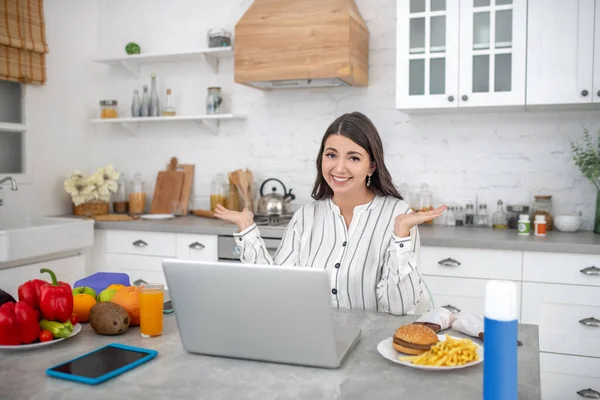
left=257, top=178, right=295, bottom=216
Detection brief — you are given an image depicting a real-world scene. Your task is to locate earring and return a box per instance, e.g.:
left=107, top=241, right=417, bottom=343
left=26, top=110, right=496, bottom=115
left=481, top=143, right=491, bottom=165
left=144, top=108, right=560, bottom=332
left=366, top=173, right=372, bottom=187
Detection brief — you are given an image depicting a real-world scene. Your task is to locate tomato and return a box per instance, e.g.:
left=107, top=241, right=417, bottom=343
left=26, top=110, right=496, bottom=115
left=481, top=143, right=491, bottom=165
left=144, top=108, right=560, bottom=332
left=69, top=314, right=79, bottom=325
left=39, top=330, right=53, bottom=342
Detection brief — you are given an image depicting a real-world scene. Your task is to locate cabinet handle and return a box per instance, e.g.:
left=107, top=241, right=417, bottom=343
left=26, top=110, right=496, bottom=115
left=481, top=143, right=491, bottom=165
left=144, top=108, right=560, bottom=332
left=438, top=257, right=461, bottom=267
left=461, top=95, right=468, bottom=101
left=580, top=266, right=600, bottom=276
left=582, top=90, right=589, bottom=97
left=132, top=239, right=148, bottom=248
left=448, top=95, right=454, bottom=102
left=579, top=317, right=600, bottom=327
left=577, top=388, right=600, bottom=398
left=189, top=241, right=205, bottom=250
left=442, top=304, right=461, bottom=313
left=597, top=90, right=600, bottom=97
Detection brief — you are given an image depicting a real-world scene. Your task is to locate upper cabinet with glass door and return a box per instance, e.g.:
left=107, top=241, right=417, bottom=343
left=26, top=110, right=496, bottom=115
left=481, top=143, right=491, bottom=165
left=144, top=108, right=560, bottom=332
left=396, top=0, right=460, bottom=109
left=458, top=0, right=527, bottom=107
left=0, top=80, right=26, bottom=180
left=396, top=0, right=527, bottom=110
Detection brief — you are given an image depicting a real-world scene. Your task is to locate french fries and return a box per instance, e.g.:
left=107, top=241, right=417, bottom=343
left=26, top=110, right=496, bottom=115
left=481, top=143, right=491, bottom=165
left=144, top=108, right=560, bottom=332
left=399, top=334, right=479, bottom=367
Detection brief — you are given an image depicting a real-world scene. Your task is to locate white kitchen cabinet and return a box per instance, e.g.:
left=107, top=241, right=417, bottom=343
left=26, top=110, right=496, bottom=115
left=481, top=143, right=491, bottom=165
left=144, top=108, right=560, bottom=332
left=104, top=253, right=172, bottom=287
left=526, top=0, right=595, bottom=105
left=105, top=230, right=177, bottom=257
left=396, top=0, right=526, bottom=110
left=0, top=254, right=86, bottom=298
left=523, top=251, right=600, bottom=287
left=176, top=234, right=218, bottom=261
left=396, top=0, right=460, bottom=109
left=594, top=0, right=600, bottom=102
left=540, top=353, right=600, bottom=400
left=522, top=282, right=600, bottom=358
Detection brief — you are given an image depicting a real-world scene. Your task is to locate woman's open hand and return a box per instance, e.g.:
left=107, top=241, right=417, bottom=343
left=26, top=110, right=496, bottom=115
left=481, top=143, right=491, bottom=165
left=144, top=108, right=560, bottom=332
left=394, top=205, right=447, bottom=238
left=213, top=204, right=255, bottom=232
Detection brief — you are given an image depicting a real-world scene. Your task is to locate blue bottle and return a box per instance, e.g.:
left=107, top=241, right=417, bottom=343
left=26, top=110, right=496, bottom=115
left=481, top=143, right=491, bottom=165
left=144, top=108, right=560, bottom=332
left=483, top=280, right=518, bottom=400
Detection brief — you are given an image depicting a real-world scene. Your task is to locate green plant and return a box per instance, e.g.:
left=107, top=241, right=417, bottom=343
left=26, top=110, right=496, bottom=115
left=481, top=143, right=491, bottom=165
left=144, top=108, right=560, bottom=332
left=571, top=127, right=600, bottom=191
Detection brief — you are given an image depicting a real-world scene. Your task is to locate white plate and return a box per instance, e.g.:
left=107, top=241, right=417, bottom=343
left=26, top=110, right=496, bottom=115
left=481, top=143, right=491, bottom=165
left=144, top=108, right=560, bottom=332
left=140, top=214, right=175, bottom=220
left=0, top=323, right=82, bottom=351
left=377, top=334, right=483, bottom=371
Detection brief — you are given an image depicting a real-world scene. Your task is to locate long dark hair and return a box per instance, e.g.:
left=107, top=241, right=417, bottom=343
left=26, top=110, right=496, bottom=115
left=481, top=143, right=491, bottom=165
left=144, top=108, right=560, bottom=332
left=311, top=112, right=403, bottom=200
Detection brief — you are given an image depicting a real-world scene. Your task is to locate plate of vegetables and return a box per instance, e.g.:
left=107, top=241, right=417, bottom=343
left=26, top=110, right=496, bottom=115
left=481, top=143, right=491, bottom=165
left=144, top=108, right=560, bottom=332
left=0, top=268, right=82, bottom=350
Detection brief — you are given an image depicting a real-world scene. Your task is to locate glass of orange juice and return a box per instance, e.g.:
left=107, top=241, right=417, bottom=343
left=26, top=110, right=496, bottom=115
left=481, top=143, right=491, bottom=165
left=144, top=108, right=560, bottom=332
left=139, top=283, right=164, bottom=338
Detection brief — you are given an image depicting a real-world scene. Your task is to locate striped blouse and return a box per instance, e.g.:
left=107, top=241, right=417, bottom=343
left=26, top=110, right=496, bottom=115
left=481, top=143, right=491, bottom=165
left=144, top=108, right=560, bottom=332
left=233, top=195, right=423, bottom=316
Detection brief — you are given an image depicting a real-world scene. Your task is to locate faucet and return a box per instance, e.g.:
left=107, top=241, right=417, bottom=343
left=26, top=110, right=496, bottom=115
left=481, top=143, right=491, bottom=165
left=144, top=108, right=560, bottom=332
left=0, top=177, right=18, bottom=206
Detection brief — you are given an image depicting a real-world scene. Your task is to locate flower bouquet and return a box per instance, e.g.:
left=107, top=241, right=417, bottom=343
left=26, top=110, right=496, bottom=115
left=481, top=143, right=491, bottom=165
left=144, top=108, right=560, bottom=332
left=64, top=165, right=120, bottom=216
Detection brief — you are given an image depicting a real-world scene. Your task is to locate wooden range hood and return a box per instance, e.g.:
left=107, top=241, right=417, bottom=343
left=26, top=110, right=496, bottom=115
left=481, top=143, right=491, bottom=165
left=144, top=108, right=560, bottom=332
left=234, top=0, right=369, bottom=90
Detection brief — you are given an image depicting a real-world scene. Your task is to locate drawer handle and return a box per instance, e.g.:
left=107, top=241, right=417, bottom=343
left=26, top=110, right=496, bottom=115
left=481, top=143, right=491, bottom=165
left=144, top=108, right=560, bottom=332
left=577, top=388, right=600, bottom=398
left=579, top=317, right=600, bottom=327
left=132, top=239, right=148, bottom=248
left=581, top=266, right=600, bottom=276
left=438, top=258, right=461, bottom=267
left=442, top=304, right=461, bottom=313
left=189, top=241, right=205, bottom=250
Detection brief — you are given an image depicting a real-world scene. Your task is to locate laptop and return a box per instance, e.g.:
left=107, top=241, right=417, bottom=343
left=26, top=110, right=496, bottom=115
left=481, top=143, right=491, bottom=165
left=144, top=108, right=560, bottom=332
left=162, top=259, right=361, bottom=369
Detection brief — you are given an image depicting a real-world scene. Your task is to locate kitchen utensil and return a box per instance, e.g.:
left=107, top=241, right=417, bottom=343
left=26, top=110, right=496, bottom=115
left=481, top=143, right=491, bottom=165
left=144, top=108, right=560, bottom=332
left=257, top=178, right=295, bottom=216
left=151, top=158, right=185, bottom=214
left=140, top=214, right=175, bottom=220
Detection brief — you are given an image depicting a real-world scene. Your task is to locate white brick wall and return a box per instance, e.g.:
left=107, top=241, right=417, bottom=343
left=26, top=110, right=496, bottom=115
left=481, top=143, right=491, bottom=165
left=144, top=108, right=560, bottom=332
left=1, top=0, right=598, bottom=231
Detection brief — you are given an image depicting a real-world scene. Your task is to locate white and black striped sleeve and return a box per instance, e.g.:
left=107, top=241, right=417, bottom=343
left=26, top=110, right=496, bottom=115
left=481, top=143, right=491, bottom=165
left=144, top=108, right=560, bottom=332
left=376, top=223, right=421, bottom=316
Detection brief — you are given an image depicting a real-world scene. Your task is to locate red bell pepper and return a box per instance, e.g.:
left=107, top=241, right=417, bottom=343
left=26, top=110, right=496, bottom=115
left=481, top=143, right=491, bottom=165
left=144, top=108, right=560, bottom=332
left=39, top=268, right=73, bottom=323
left=0, top=301, right=40, bottom=345
left=17, top=279, right=48, bottom=310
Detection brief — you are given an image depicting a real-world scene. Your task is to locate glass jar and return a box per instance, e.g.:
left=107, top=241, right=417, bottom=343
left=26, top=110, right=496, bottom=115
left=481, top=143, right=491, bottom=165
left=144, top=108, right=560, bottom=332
left=465, top=204, right=475, bottom=227
left=446, top=206, right=456, bottom=227
left=206, top=87, right=223, bottom=114
left=128, top=173, right=146, bottom=215
left=207, top=28, right=232, bottom=48
left=476, top=204, right=489, bottom=227
left=418, top=183, right=433, bottom=224
left=113, top=174, right=129, bottom=214
left=532, top=195, right=554, bottom=230
left=506, top=204, right=530, bottom=229
left=210, top=173, right=228, bottom=212
left=455, top=205, right=465, bottom=226
left=100, top=100, right=118, bottom=118
left=492, top=199, right=508, bottom=229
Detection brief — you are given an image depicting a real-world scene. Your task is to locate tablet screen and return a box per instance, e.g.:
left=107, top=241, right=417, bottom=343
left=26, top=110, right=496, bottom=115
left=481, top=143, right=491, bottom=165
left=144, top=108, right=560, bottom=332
left=50, top=346, right=149, bottom=378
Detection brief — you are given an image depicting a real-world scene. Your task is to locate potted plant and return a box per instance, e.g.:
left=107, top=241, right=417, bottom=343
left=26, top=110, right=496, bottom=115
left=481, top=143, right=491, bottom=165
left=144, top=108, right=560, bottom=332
left=64, top=165, right=120, bottom=216
left=571, top=127, right=600, bottom=233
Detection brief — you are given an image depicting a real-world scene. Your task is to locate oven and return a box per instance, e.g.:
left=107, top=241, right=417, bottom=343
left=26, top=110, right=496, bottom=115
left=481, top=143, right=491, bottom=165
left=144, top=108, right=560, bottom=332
left=217, top=235, right=282, bottom=262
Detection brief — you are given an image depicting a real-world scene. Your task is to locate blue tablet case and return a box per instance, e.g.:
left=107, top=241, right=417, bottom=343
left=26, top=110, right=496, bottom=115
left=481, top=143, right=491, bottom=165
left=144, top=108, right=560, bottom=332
left=46, top=343, right=157, bottom=385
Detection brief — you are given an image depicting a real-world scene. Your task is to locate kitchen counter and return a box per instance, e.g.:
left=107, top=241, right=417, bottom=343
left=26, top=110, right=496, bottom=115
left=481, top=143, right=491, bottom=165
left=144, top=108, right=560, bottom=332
left=93, top=216, right=600, bottom=254
left=0, top=310, right=541, bottom=400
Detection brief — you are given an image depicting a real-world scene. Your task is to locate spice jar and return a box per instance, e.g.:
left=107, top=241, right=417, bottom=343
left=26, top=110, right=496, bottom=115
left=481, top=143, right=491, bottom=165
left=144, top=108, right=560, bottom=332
left=465, top=204, right=475, bottom=227
left=455, top=205, right=465, bottom=226
left=113, top=174, right=129, bottom=214
left=100, top=100, right=118, bottom=118
left=532, top=195, right=554, bottom=230
left=534, top=214, right=547, bottom=236
left=206, top=87, right=223, bottom=114
left=129, top=173, right=146, bottom=215
left=207, top=28, right=232, bottom=48
left=506, top=205, right=530, bottom=229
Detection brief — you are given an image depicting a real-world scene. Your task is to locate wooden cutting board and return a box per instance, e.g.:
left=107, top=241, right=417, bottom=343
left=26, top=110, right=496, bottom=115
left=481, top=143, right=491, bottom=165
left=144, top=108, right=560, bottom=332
left=151, top=157, right=185, bottom=214
left=168, top=162, right=194, bottom=216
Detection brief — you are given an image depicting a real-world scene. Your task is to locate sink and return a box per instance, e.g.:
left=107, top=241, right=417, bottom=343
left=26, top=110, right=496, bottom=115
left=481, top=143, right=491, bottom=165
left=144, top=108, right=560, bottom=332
left=0, top=216, right=94, bottom=264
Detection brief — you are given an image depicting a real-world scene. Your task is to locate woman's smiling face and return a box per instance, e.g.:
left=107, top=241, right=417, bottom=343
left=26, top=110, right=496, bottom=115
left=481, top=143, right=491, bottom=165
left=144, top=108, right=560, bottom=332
left=321, top=134, right=374, bottom=196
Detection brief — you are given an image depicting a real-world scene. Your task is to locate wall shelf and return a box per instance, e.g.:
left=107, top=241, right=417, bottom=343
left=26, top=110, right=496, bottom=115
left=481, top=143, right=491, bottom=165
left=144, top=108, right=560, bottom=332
left=94, top=47, right=233, bottom=77
left=90, top=114, right=246, bottom=135
left=0, top=122, right=26, bottom=133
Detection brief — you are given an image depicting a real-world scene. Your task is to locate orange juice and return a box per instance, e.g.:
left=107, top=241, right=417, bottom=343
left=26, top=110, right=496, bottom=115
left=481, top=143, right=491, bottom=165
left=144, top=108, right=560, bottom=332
left=139, top=284, right=164, bottom=337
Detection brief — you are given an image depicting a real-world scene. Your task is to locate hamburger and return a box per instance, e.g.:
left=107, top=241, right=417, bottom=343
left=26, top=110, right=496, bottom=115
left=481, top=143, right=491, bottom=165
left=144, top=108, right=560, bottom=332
left=392, top=324, right=439, bottom=355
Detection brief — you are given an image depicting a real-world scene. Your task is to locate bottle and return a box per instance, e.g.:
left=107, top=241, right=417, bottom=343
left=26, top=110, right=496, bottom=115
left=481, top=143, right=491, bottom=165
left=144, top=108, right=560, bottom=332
left=418, top=183, right=433, bottom=224
left=517, top=214, right=531, bottom=235
left=131, top=90, right=141, bottom=117
left=492, top=199, right=508, bottom=229
left=534, top=214, right=547, bottom=236
left=476, top=204, right=489, bottom=227
left=162, top=88, right=176, bottom=116
left=113, top=173, right=129, bottom=214
left=150, top=72, right=160, bottom=117
left=141, top=85, right=150, bottom=117
left=210, top=173, right=227, bottom=212
left=465, top=204, right=475, bottom=227
left=446, top=206, right=456, bottom=227
left=483, top=280, right=518, bottom=400
left=129, top=173, right=146, bottom=215
left=455, top=205, right=465, bottom=226
left=206, top=87, right=223, bottom=114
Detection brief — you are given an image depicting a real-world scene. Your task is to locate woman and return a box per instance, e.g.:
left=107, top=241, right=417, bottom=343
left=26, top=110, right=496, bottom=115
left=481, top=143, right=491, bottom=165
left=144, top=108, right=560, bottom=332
left=215, top=112, right=446, bottom=315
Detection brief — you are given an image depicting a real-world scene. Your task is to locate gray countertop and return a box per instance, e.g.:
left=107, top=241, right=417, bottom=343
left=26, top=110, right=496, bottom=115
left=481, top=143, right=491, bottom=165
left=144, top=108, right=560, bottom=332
left=0, top=311, right=541, bottom=400
left=93, top=216, right=600, bottom=254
